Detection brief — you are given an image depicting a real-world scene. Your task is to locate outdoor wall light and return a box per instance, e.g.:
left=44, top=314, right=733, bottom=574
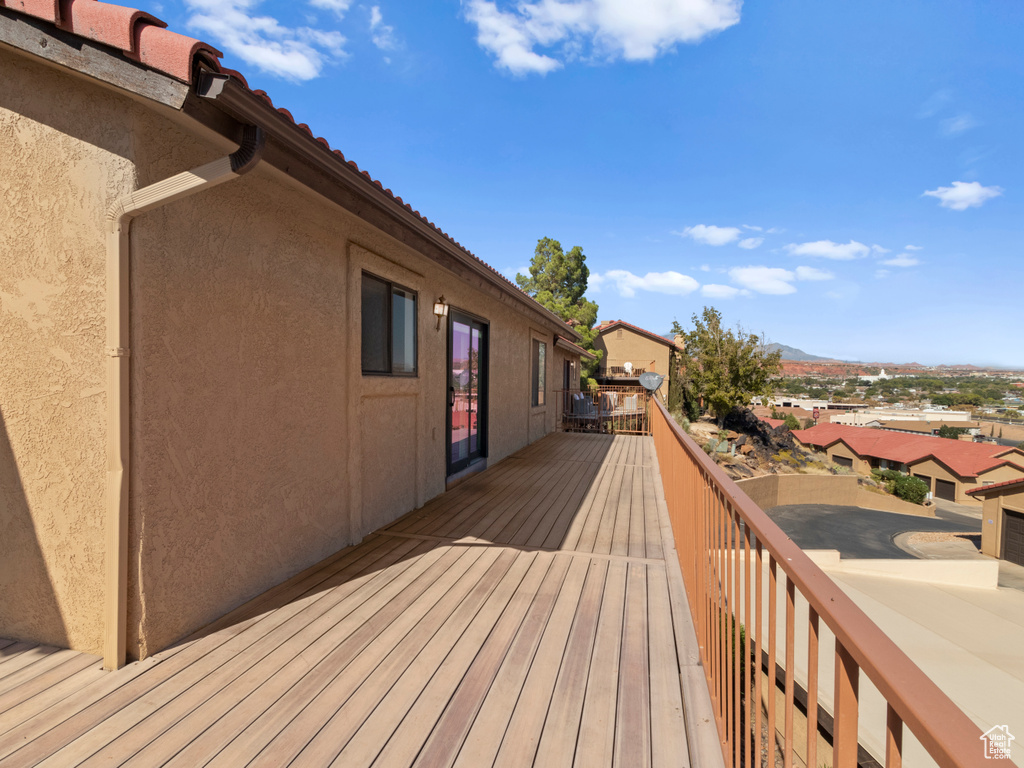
left=433, top=295, right=449, bottom=330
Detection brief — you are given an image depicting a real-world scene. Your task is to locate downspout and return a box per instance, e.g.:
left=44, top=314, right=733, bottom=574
left=103, top=125, right=265, bottom=670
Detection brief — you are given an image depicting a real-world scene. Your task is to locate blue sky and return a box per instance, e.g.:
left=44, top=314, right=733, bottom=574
left=155, top=0, right=1022, bottom=366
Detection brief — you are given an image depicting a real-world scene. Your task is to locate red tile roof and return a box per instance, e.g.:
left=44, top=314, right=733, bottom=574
left=761, top=417, right=786, bottom=429
left=966, top=477, right=1024, bottom=496
left=0, top=0, right=572, bottom=334
left=1, top=0, right=222, bottom=83
left=596, top=320, right=684, bottom=350
left=792, top=423, right=1024, bottom=479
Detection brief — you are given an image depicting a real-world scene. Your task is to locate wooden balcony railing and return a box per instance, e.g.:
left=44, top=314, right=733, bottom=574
left=602, top=364, right=647, bottom=377
left=556, top=386, right=652, bottom=435
left=650, top=399, right=991, bottom=768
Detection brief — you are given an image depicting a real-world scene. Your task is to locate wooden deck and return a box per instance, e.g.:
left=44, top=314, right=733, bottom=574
left=0, top=433, right=715, bottom=768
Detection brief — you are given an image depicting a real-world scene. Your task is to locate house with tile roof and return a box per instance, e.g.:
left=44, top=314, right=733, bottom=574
left=593, top=319, right=682, bottom=398
left=967, top=478, right=1024, bottom=566
left=792, top=423, right=1024, bottom=503
left=0, top=0, right=592, bottom=669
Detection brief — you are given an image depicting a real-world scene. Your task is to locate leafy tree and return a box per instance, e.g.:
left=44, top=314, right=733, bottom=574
left=671, top=307, right=782, bottom=427
left=937, top=424, right=968, bottom=440
left=783, top=413, right=801, bottom=430
left=516, top=237, right=601, bottom=384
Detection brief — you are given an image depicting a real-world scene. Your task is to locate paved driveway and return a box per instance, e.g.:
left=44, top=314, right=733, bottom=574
left=764, top=504, right=981, bottom=559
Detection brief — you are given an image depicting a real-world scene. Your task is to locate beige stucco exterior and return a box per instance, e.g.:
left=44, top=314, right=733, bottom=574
left=975, top=486, right=1024, bottom=559
left=1, top=44, right=579, bottom=658
left=594, top=323, right=673, bottom=399
left=908, top=456, right=1024, bottom=505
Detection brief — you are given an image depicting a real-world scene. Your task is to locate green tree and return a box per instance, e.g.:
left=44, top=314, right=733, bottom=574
left=783, top=413, right=801, bottom=430
left=516, top=237, right=601, bottom=384
left=937, top=424, right=968, bottom=440
left=672, top=307, right=783, bottom=427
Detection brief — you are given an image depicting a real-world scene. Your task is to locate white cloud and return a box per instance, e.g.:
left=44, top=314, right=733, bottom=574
left=784, top=240, right=870, bottom=260
left=917, top=88, right=951, bottom=119
left=728, top=266, right=797, bottom=295
left=870, top=244, right=889, bottom=254
left=186, top=0, right=347, bottom=80
left=463, top=0, right=740, bottom=75
left=941, top=113, right=978, bottom=136
left=923, top=180, right=1003, bottom=211
left=593, top=269, right=699, bottom=298
left=905, top=244, right=923, bottom=251
left=699, top=264, right=711, bottom=272
left=738, top=237, right=764, bottom=249
left=701, top=284, right=745, bottom=299
left=308, top=0, right=350, bottom=17
left=795, top=266, right=834, bottom=281
left=881, top=254, right=920, bottom=268
left=369, top=5, right=397, bottom=50
left=677, top=224, right=741, bottom=246
left=742, top=224, right=762, bottom=231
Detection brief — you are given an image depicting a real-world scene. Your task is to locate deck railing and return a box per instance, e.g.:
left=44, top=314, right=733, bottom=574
left=651, top=399, right=992, bottom=768
left=556, top=386, right=652, bottom=435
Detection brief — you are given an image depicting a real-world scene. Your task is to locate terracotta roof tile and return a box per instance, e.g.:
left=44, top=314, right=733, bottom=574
left=966, top=477, right=1024, bottom=496
left=1, top=0, right=569, bottom=332
left=792, top=423, right=1024, bottom=478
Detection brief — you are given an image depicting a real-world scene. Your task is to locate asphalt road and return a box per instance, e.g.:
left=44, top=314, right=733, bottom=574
left=764, top=504, right=982, bottom=559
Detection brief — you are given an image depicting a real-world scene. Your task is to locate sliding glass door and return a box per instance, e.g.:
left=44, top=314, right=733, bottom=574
left=448, top=311, right=488, bottom=475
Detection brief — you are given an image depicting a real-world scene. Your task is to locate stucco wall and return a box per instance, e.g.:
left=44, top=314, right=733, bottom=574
left=979, top=488, right=1024, bottom=558
left=825, top=443, right=871, bottom=474
left=122, top=102, right=568, bottom=657
left=595, top=327, right=671, bottom=377
left=736, top=474, right=934, bottom=517
left=0, top=48, right=139, bottom=653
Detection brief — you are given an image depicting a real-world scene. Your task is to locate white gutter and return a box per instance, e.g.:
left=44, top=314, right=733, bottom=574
left=103, top=126, right=265, bottom=670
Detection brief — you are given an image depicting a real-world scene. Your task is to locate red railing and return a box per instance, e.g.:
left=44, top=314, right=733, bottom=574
left=651, top=399, right=996, bottom=768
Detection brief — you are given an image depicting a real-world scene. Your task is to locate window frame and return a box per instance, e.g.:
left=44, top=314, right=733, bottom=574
left=532, top=338, right=547, bottom=407
left=361, top=271, right=418, bottom=377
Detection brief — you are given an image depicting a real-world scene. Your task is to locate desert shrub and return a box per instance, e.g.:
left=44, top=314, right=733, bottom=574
left=872, top=469, right=928, bottom=504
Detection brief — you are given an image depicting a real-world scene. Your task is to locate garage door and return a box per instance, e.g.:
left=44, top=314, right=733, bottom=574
left=833, top=455, right=853, bottom=468
left=1005, top=510, right=1024, bottom=567
left=934, top=479, right=956, bottom=502
left=913, top=474, right=931, bottom=491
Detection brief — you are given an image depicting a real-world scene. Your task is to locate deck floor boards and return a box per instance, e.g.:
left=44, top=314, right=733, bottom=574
left=0, top=432, right=704, bottom=768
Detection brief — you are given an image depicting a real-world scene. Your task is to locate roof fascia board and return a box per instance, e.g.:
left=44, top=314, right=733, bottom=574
left=599, top=321, right=673, bottom=347
left=555, top=336, right=596, bottom=360
left=191, top=73, right=579, bottom=340
left=0, top=8, right=188, bottom=109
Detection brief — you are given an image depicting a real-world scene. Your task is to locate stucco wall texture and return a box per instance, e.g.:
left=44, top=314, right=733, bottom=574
left=0, top=47, right=141, bottom=654
left=0, top=51, right=570, bottom=658
left=736, top=474, right=935, bottom=517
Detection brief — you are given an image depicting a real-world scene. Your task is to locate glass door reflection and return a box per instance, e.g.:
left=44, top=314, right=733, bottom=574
left=448, top=312, right=487, bottom=475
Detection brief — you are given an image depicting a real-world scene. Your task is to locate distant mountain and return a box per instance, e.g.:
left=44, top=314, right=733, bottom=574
left=765, top=343, right=834, bottom=362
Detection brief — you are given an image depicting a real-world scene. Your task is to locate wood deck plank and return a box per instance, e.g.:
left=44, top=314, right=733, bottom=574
left=574, top=560, right=627, bottom=768
left=613, top=563, right=652, bottom=768
left=533, top=558, right=609, bottom=767
left=0, top=431, right=709, bottom=768
left=201, top=545, right=495, bottom=768
left=648, top=565, right=688, bottom=768
left=450, top=555, right=573, bottom=768
left=281, top=548, right=516, bottom=768
left=491, top=556, right=592, bottom=768
left=107, top=542, right=463, bottom=768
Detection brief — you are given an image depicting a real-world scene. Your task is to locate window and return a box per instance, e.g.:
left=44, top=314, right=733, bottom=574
left=361, top=272, right=417, bottom=376
left=532, top=339, right=546, bottom=406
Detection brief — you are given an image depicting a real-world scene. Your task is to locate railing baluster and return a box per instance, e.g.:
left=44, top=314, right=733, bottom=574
left=754, top=540, right=763, bottom=768
left=744, top=526, right=753, bottom=768
left=733, top=510, right=741, bottom=768
left=784, top=578, right=796, bottom=768
left=767, top=556, right=778, bottom=768
left=807, top=608, right=820, bottom=768
left=834, top=640, right=860, bottom=768
left=886, top=703, right=903, bottom=768
left=726, top=499, right=735, bottom=762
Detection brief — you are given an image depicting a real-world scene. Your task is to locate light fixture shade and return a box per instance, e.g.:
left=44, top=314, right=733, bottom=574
left=433, top=296, right=449, bottom=317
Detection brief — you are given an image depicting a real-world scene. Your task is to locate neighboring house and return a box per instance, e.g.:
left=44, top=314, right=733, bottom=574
left=0, top=0, right=588, bottom=669
left=967, top=479, right=1024, bottom=567
left=876, top=420, right=982, bottom=438
left=593, top=319, right=681, bottom=398
left=792, top=423, right=1024, bottom=503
